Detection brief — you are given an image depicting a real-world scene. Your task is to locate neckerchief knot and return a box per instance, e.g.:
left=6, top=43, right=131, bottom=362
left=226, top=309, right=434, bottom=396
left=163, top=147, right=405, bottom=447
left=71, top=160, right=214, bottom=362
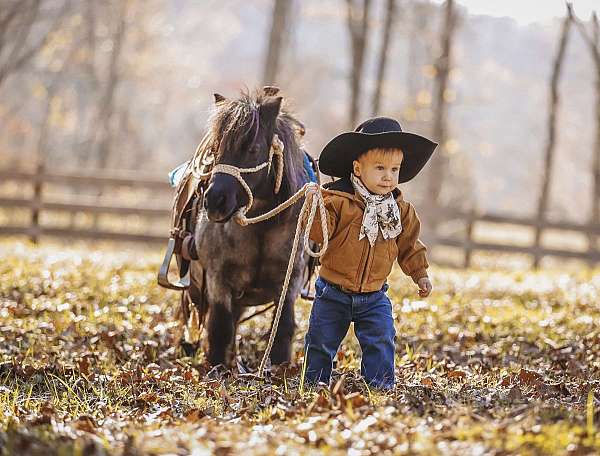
left=350, top=173, right=403, bottom=246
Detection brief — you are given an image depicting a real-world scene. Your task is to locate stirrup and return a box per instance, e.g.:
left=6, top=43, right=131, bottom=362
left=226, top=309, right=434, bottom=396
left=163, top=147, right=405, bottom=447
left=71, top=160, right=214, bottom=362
left=300, top=281, right=315, bottom=301
left=158, top=237, right=191, bottom=290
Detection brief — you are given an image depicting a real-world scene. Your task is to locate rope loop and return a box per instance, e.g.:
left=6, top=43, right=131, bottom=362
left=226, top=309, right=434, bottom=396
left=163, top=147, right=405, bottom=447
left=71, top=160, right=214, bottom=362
left=186, top=131, right=328, bottom=379
left=235, top=181, right=329, bottom=377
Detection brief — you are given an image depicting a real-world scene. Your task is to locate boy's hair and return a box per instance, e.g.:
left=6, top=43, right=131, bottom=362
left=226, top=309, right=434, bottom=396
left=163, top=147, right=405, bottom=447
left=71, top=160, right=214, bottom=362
left=356, top=147, right=404, bottom=162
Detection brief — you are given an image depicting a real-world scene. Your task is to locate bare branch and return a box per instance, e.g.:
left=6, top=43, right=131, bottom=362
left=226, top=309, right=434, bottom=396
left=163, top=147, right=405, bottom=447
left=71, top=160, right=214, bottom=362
left=262, top=0, right=293, bottom=84
left=372, top=0, right=397, bottom=115
left=534, top=5, right=573, bottom=266
left=0, top=2, right=23, bottom=38
left=345, top=0, right=372, bottom=127
left=569, top=3, right=600, bottom=67
left=427, top=0, right=458, bottom=213
left=0, top=0, right=72, bottom=89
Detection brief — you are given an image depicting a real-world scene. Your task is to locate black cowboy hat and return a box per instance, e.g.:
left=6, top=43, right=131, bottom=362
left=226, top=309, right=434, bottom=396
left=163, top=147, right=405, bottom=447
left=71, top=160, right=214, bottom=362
left=318, top=117, right=438, bottom=183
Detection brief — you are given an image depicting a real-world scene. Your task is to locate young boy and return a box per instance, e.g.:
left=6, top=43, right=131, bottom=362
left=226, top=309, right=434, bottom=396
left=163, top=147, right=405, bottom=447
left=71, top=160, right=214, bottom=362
left=303, top=117, right=437, bottom=390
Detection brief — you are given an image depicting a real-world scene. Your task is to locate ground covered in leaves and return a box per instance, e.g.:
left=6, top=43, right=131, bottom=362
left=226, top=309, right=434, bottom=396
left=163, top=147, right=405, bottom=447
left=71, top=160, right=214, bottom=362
left=1, top=241, right=599, bottom=455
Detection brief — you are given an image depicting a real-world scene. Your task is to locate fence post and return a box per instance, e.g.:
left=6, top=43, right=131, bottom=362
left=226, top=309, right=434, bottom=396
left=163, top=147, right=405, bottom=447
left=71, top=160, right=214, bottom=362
left=532, top=220, right=544, bottom=268
left=30, top=161, right=44, bottom=244
left=464, top=209, right=475, bottom=268
left=588, top=219, right=599, bottom=267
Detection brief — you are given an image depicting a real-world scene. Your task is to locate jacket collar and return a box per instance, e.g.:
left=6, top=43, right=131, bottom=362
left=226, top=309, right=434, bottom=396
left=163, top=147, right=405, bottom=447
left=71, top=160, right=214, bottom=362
left=323, top=176, right=402, bottom=202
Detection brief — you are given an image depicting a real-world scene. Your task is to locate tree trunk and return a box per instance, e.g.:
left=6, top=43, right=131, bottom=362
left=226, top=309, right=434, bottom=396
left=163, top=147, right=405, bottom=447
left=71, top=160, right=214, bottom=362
left=95, top=3, right=127, bottom=170
left=406, top=3, right=430, bottom=101
left=346, top=0, right=372, bottom=128
left=31, top=96, right=52, bottom=244
left=371, top=0, right=397, bottom=116
left=590, top=13, right=600, bottom=256
left=426, top=0, right=456, bottom=222
left=263, top=0, right=293, bottom=85
left=0, top=0, right=69, bottom=90
left=533, top=8, right=572, bottom=268
left=571, top=7, right=600, bottom=262
left=90, top=3, right=127, bottom=229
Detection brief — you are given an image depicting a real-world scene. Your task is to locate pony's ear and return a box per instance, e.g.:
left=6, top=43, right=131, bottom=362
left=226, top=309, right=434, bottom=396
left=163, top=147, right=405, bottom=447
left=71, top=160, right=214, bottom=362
left=213, top=93, right=226, bottom=104
left=263, top=86, right=280, bottom=96
left=259, top=96, right=283, bottom=123
left=294, top=119, right=306, bottom=137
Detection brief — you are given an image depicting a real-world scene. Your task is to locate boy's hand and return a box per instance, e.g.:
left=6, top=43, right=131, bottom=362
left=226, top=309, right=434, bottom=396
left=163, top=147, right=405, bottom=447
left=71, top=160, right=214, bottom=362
left=417, top=277, right=432, bottom=298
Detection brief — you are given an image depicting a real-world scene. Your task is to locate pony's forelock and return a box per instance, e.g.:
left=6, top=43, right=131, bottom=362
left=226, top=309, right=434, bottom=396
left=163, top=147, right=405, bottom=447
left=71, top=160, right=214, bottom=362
left=205, top=89, right=305, bottom=199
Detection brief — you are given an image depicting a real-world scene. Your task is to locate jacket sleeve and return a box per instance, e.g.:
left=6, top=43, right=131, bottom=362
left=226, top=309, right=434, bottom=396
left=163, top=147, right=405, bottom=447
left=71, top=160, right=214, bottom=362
left=396, top=201, right=429, bottom=283
left=302, top=192, right=339, bottom=244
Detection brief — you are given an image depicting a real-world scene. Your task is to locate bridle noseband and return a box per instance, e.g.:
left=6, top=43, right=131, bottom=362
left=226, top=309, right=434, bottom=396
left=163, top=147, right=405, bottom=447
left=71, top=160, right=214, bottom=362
left=191, top=133, right=285, bottom=219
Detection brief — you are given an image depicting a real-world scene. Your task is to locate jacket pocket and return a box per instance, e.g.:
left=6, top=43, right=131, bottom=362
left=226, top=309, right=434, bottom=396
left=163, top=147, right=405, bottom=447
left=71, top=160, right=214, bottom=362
left=323, top=221, right=362, bottom=281
left=370, top=236, right=396, bottom=283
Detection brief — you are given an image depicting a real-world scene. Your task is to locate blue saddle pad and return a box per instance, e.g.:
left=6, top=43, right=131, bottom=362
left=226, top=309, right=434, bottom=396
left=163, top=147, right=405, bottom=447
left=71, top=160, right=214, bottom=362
left=168, top=161, right=190, bottom=188
left=303, top=153, right=318, bottom=184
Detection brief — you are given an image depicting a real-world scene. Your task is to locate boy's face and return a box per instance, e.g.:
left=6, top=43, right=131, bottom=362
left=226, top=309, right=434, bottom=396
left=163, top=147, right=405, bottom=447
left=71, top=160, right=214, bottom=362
left=352, top=148, right=404, bottom=195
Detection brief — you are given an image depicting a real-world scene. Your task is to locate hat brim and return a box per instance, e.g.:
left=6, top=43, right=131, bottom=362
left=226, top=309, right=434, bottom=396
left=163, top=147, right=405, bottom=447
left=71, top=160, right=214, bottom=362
left=318, top=131, right=438, bottom=183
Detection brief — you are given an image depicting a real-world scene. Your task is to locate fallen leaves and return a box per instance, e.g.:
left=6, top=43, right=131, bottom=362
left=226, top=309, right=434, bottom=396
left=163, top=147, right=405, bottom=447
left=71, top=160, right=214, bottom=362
left=421, top=376, right=435, bottom=388
left=518, top=368, right=543, bottom=386
left=0, top=243, right=599, bottom=455
left=184, top=408, right=206, bottom=423
left=72, top=415, right=97, bottom=434
left=445, top=369, right=467, bottom=381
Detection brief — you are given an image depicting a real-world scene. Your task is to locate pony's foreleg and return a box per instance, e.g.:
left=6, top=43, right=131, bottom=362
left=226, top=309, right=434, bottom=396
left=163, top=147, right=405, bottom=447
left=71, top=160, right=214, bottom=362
left=268, top=302, right=296, bottom=364
left=205, top=292, right=241, bottom=367
left=206, top=300, right=235, bottom=366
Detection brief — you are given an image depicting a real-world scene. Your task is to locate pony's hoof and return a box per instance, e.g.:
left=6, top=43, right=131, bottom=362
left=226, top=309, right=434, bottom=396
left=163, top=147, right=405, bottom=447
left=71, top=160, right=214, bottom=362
left=236, top=357, right=250, bottom=374
left=180, top=340, right=199, bottom=357
left=206, top=363, right=230, bottom=379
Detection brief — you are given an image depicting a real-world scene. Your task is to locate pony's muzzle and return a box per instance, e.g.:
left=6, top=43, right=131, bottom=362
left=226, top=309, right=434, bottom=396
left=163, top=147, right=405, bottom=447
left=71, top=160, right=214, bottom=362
left=204, top=176, right=240, bottom=222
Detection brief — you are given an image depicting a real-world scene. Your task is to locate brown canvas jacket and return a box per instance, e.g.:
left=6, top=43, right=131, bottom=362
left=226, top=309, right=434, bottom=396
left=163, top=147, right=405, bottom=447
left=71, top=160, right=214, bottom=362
left=306, top=177, right=429, bottom=293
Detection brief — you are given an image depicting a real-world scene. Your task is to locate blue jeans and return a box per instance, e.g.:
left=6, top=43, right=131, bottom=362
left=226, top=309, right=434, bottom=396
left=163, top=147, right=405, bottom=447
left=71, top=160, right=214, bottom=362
left=303, top=276, right=396, bottom=390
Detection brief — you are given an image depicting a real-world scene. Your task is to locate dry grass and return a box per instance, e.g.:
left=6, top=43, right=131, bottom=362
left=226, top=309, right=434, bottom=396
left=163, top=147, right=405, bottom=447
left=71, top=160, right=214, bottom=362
left=0, top=241, right=599, bottom=455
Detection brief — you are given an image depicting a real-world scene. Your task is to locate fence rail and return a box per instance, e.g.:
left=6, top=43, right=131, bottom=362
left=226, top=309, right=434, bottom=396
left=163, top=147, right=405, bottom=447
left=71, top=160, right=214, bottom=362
left=433, top=207, right=600, bottom=266
left=0, top=167, right=598, bottom=266
left=0, top=166, right=173, bottom=244
left=0, top=169, right=174, bottom=189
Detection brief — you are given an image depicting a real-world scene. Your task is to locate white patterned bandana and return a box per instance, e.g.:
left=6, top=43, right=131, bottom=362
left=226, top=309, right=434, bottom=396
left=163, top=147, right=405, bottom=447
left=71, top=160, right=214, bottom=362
left=350, top=173, right=403, bottom=246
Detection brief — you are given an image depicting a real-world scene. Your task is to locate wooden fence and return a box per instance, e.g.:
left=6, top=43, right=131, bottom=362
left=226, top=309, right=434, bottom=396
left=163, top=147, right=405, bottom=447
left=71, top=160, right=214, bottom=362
left=0, top=166, right=172, bottom=244
left=1, top=167, right=599, bottom=267
left=432, top=207, right=600, bottom=267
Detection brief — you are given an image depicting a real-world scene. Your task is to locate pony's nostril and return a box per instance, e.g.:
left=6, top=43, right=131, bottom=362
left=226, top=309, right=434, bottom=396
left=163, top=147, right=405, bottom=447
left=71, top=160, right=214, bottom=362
left=203, top=177, right=238, bottom=222
left=214, top=193, right=226, bottom=209
left=205, top=186, right=227, bottom=212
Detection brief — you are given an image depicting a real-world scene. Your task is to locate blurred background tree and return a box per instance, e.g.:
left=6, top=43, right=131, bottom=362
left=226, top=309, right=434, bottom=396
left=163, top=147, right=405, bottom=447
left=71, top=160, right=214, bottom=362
left=0, top=0, right=598, bottom=229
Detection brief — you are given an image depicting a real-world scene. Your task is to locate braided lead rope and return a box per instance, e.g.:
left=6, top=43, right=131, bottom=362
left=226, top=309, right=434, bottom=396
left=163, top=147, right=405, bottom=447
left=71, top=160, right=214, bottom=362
left=185, top=131, right=328, bottom=378
left=271, top=136, right=284, bottom=194
left=239, top=182, right=328, bottom=377
left=233, top=184, right=305, bottom=227
left=235, top=183, right=328, bottom=258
